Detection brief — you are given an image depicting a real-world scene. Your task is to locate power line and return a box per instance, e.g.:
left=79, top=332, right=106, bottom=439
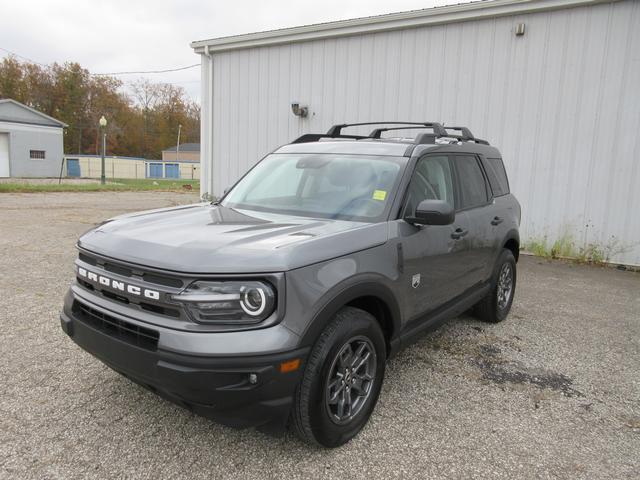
left=0, top=46, right=199, bottom=76
left=93, top=64, right=200, bottom=75
left=0, top=46, right=49, bottom=67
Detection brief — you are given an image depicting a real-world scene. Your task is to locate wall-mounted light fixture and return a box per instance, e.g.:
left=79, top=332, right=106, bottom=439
left=291, top=102, right=308, bottom=118
left=515, top=23, right=526, bottom=36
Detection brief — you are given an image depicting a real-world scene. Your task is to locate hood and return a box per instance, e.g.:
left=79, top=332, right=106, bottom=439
left=78, top=203, right=388, bottom=273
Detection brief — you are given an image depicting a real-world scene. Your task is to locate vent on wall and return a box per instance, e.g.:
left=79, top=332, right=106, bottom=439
left=30, top=150, right=45, bottom=159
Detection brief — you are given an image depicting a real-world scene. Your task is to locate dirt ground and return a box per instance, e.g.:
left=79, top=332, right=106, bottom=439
left=1, top=191, right=638, bottom=479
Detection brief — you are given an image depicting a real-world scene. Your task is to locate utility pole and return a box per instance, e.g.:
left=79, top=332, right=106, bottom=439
left=176, top=124, right=182, bottom=163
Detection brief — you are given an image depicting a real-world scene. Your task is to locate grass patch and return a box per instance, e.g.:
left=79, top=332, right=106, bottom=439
left=550, top=235, right=576, bottom=259
left=525, top=233, right=576, bottom=260
left=576, top=243, right=608, bottom=264
left=525, top=238, right=549, bottom=258
left=0, top=178, right=199, bottom=193
left=524, top=233, right=632, bottom=266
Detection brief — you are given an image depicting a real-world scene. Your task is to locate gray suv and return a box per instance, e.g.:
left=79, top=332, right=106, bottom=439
left=60, top=122, right=520, bottom=448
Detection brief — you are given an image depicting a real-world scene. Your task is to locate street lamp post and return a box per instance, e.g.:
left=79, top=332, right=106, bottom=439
left=99, top=116, right=107, bottom=184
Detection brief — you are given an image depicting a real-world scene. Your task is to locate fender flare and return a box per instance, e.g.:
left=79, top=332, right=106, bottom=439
left=502, top=228, right=520, bottom=261
left=299, top=276, right=402, bottom=357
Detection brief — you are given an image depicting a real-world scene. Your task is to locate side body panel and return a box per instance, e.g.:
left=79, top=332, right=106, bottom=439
left=491, top=193, right=522, bottom=258
left=392, top=216, right=472, bottom=319
left=284, top=241, right=403, bottom=344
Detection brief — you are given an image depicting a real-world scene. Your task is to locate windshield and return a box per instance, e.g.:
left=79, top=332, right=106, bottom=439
left=222, top=153, right=404, bottom=222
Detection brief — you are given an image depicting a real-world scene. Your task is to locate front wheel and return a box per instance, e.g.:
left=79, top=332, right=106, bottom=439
left=291, top=306, right=386, bottom=448
left=474, top=249, right=517, bottom=323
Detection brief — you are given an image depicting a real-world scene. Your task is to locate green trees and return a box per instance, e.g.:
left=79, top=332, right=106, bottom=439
left=0, top=56, right=199, bottom=159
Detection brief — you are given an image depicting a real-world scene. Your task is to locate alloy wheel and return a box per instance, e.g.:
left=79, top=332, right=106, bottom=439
left=496, top=263, right=514, bottom=310
left=324, top=336, right=377, bottom=425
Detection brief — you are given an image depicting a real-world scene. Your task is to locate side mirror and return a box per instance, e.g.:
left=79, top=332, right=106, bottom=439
left=406, top=199, right=454, bottom=226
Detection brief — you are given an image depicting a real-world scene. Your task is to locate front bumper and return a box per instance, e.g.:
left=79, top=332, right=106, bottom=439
left=60, top=290, right=308, bottom=433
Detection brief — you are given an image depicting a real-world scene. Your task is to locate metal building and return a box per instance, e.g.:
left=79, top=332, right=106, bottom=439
left=191, top=0, right=640, bottom=266
left=0, top=99, right=66, bottom=178
left=162, top=143, right=200, bottom=163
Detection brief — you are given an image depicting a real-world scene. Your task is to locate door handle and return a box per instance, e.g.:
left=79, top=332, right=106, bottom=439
left=491, top=216, right=504, bottom=226
left=451, top=227, right=469, bottom=240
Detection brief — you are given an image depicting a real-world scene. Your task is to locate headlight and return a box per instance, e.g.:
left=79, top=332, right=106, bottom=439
left=172, top=280, right=276, bottom=324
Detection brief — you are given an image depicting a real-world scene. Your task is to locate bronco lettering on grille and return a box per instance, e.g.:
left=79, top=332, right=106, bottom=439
left=77, top=267, right=161, bottom=300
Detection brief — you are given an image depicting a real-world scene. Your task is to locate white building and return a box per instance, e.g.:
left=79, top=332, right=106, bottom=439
left=0, top=99, right=66, bottom=178
left=191, top=0, right=640, bottom=266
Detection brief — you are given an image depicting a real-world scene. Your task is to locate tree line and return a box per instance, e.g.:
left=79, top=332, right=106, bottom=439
left=0, top=56, right=200, bottom=160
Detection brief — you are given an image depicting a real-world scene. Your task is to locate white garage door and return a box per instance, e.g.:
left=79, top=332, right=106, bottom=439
left=0, top=133, right=9, bottom=177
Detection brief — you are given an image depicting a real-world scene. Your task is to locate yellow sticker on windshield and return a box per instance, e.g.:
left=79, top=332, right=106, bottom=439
left=372, top=190, right=387, bottom=201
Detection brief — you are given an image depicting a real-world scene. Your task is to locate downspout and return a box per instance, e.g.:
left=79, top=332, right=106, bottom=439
left=200, top=45, right=213, bottom=200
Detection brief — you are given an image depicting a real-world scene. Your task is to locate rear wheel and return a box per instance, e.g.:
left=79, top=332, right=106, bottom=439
left=291, top=306, right=386, bottom=447
left=474, top=249, right=517, bottom=323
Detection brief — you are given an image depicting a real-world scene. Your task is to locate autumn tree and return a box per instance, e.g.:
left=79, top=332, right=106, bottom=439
left=130, top=79, right=200, bottom=159
left=0, top=56, right=200, bottom=159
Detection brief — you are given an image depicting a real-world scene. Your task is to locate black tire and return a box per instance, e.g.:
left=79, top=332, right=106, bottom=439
left=291, top=306, right=386, bottom=448
left=474, top=248, right=517, bottom=323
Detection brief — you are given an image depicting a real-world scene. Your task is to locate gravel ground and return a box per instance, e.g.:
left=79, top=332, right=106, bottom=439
left=1, top=192, right=639, bottom=479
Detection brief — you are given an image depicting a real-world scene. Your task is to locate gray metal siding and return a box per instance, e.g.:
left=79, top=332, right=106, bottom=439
left=202, top=0, right=640, bottom=265
left=0, top=101, right=64, bottom=127
left=0, top=122, right=64, bottom=177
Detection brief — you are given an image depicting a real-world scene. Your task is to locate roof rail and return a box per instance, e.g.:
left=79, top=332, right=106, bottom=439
left=291, top=133, right=368, bottom=144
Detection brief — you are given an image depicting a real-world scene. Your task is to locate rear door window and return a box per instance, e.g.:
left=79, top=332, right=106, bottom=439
left=454, top=155, right=489, bottom=210
left=484, top=157, right=510, bottom=196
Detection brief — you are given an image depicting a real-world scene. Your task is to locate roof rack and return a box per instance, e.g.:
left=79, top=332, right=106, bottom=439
left=327, top=121, right=448, bottom=137
left=443, top=126, right=475, bottom=141
left=291, top=121, right=490, bottom=145
left=437, top=126, right=489, bottom=145
left=368, top=125, right=446, bottom=138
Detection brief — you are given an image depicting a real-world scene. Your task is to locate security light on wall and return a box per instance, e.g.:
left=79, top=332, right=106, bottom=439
left=515, top=23, right=526, bottom=36
left=291, top=102, right=308, bottom=118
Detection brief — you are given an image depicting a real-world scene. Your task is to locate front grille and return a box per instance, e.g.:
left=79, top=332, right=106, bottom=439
left=79, top=252, right=97, bottom=266
left=78, top=251, right=185, bottom=289
left=76, top=250, right=186, bottom=320
left=73, top=301, right=159, bottom=351
left=76, top=276, right=181, bottom=318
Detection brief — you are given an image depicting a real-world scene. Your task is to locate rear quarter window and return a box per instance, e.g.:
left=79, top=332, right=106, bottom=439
left=455, top=155, right=489, bottom=210
left=485, top=157, right=510, bottom=196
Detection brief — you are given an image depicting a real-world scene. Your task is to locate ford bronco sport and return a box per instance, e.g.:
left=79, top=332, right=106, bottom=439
left=61, top=121, right=520, bottom=447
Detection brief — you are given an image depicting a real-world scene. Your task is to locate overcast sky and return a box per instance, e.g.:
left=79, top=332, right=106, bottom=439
left=0, top=0, right=472, bottom=102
